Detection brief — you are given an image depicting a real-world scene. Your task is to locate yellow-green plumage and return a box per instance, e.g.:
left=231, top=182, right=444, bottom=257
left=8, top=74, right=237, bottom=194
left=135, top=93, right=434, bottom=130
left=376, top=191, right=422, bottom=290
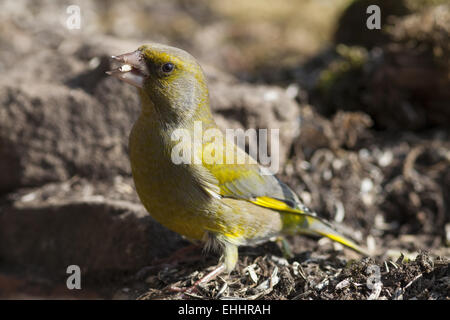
left=111, top=43, right=366, bottom=274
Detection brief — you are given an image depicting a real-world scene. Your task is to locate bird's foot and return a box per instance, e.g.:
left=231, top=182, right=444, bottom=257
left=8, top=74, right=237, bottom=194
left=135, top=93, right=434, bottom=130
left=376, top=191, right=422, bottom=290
left=167, top=264, right=226, bottom=298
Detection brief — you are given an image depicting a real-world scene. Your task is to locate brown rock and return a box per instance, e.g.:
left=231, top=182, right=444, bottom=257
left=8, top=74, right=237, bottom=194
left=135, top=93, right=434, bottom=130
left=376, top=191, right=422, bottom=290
left=0, top=196, right=185, bottom=280
left=210, top=82, right=300, bottom=168
left=0, top=79, right=139, bottom=193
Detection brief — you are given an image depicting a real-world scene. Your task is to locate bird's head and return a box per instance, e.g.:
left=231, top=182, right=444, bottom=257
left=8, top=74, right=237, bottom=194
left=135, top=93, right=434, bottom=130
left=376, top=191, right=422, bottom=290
left=107, top=43, right=210, bottom=123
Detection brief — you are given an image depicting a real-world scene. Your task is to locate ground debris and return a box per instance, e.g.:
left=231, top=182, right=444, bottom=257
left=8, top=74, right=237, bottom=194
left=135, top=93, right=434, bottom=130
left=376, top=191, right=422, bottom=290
left=135, top=248, right=448, bottom=300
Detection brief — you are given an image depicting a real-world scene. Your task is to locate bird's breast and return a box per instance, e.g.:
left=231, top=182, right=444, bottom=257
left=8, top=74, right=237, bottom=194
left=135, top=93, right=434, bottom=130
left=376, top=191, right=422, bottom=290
left=128, top=114, right=214, bottom=240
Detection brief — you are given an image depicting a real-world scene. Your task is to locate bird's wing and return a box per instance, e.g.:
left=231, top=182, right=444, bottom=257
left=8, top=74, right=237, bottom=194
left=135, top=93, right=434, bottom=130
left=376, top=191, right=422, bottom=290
left=198, top=141, right=312, bottom=215
left=197, top=141, right=368, bottom=255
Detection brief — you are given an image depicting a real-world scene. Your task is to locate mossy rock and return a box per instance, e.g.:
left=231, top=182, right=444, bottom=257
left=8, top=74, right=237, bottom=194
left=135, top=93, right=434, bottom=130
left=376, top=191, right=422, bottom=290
left=315, top=45, right=369, bottom=116
left=333, top=0, right=447, bottom=48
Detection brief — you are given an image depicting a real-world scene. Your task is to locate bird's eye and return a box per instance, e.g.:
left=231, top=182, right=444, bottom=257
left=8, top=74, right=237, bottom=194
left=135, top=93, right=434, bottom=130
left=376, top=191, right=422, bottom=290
left=161, top=62, right=175, bottom=73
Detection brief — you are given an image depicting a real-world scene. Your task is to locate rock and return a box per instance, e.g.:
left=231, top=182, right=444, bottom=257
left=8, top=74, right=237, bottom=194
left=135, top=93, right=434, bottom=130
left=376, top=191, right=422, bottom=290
left=0, top=78, right=139, bottom=193
left=315, top=6, right=450, bottom=130
left=0, top=184, right=186, bottom=281
left=370, top=5, right=450, bottom=130
left=333, top=0, right=411, bottom=49
left=333, top=0, right=447, bottom=49
left=210, top=82, right=300, bottom=170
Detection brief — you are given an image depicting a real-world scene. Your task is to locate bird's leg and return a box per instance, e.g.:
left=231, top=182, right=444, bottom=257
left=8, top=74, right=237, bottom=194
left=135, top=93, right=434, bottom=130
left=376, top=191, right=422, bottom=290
left=168, top=263, right=226, bottom=294
left=169, top=242, right=237, bottom=295
left=276, top=236, right=294, bottom=259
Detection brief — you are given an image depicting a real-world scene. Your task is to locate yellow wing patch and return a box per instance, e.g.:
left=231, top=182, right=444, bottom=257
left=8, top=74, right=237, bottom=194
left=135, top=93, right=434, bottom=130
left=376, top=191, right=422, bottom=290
left=250, top=196, right=304, bottom=214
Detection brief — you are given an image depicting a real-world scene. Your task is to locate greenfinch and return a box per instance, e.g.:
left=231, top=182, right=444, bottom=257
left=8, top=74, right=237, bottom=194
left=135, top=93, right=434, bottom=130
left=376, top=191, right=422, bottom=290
left=107, top=43, right=366, bottom=285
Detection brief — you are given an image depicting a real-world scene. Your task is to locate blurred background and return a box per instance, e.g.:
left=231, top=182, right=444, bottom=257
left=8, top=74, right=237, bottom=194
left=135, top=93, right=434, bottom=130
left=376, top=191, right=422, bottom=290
left=0, top=0, right=448, bottom=299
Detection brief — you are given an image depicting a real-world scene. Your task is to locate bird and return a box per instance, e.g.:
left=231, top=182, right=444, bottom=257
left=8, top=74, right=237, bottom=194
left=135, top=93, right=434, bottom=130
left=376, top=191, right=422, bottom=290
left=107, top=43, right=367, bottom=291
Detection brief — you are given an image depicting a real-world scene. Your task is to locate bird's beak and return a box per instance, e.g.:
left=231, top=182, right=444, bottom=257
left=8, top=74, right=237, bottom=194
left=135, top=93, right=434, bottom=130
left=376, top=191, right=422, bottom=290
left=106, top=50, right=149, bottom=88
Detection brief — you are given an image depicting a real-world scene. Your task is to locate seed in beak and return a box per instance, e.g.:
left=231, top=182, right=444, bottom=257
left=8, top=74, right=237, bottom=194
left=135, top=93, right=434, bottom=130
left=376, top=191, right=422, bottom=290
left=107, top=51, right=148, bottom=88
left=119, top=64, right=132, bottom=72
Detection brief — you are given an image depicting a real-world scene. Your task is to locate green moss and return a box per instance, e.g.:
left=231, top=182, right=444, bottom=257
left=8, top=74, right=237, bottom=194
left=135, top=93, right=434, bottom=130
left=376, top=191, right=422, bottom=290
left=317, top=44, right=368, bottom=111
left=318, top=44, right=367, bottom=94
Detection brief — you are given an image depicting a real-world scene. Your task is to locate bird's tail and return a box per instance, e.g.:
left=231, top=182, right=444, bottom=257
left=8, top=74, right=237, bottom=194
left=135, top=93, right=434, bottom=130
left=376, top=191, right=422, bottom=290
left=283, top=213, right=369, bottom=255
left=301, top=215, right=369, bottom=255
left=250, top=196, right=369, bottom=255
